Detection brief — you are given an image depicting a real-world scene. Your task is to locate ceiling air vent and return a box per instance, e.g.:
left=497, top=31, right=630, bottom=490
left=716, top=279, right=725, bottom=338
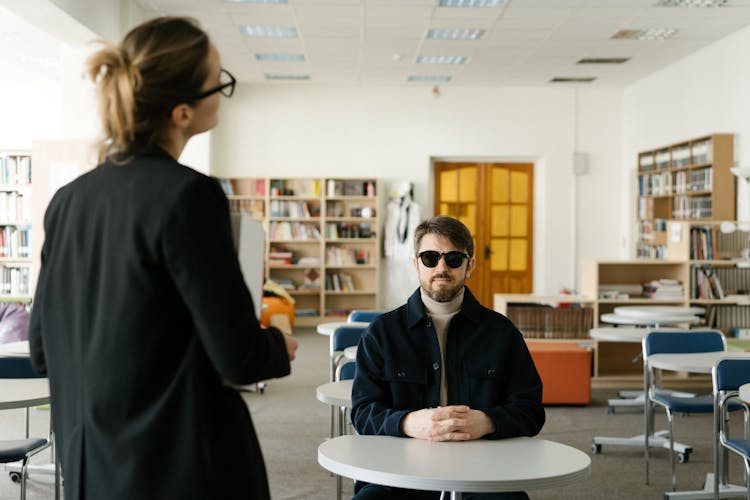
left=577, top=57, right=630, bottom=64
left=550, top=77, right=596, bottom=83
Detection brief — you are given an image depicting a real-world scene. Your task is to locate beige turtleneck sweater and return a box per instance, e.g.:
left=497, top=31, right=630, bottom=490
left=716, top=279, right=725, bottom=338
left=420, top=287, right=464, bottom=406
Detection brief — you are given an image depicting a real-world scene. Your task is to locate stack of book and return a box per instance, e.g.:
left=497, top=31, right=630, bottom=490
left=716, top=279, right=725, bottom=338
left=642, top=279, right=684, bottom=299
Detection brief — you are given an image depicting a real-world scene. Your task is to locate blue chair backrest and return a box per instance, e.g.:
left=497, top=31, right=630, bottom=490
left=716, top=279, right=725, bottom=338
left=713, top=358, right=750, bottom=392
left=348, top=310, right=383, bottom=323
left=332, top=326, right=366, bottom=352
left=339, top=362, right=356, bottom=380
left=0, top=357, right=43, bottom=378
left=644, top=330, right=725, bottom=357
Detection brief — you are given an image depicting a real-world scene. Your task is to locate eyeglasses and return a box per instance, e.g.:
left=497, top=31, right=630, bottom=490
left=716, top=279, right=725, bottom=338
left=193, top=68, right=236, bottom=100
left=417, top=250, right=470, bottom=268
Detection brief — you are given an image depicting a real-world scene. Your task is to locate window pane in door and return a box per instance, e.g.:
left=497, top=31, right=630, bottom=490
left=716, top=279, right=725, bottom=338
left=490, top=238, right=508, bottom=271
left=460, top=203, right=477, bottom=235
left=509, top=239, right=527, bottom=271
left=510, top=171, right=528, bottom=203
left=459, top=167, right=476, bottom=202
left=510, top=205, right=527, bottom=237
left=440, top=170, right=458, bottom=202
left=491, top=167, right=508, bottom=203
left=491, top=205, right=509, bottom=236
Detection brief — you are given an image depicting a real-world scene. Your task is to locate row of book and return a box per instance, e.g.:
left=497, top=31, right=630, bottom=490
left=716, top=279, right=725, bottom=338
left=325, top=272, right=356, bottom=292
left=638, top=171, right=672, bottom=196
left=690, top=226, right=716, bottom=260
left=269, top=200, right=321, bottom=218
left=269, top=221, right=321, bottom=241
left=673, top=167, right=712, bottom=194
left=0, top=265, right=30, bottom=295
left=229, top=199, right=264, bottom=219
left=635, top=242, right=667, bottom=260
left=0, top=156, right=31, bottom=186
left=707, top=304, right=750, bottom=330
left=325, top=222, right=375, bottom=239
left=506, top=306, right=594, bottom=339
left=0, top=192, right=30, bottom=223
left=691, top=266, right=750, bottom=297
left=673, top=194, right=712, bottom=219
left=638, top=140, right=712, bottom=171
left=0, top=226, right=30, bottom=258
left=326, top=247, right=370, bottom=266
left=692, top=266, right=725, bottom=299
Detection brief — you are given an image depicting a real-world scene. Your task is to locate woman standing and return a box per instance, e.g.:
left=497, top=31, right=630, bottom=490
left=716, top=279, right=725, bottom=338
left=29, top=17, right=297, bottom=500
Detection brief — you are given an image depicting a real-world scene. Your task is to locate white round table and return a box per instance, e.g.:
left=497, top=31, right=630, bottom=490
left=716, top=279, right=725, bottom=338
left=588, top=327, right=687, bottom=343
left=318, top=435, right=590, bottom=497
left=317, top=321, right=369, bottom=336
left=740, top=383, right=750, bottom=403
left=0, top=340, right=31, bottom=357
left=316, top=380, right=353, bottom=409
left=600, top=313, right=700, bottom=326
left=613, top=306, right=704, bottom=318
left=0, top=377, right=49, bottom=410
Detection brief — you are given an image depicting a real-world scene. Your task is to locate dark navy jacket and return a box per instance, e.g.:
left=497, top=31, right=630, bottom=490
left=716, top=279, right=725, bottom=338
left=351, top=287, right=545, bottom=439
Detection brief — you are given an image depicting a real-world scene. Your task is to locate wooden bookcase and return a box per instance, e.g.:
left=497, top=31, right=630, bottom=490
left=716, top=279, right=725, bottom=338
left=636, top=134, right=734, bottom=260
left=0, top=151, right=32, bottom=303
left=219, top=176, right=380, bottom=327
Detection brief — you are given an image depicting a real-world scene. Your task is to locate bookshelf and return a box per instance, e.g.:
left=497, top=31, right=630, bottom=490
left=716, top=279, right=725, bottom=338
left=0, top=151, right=32, bottom=303
left=636, top=134, right=734, bottom=260
left=218, top=176, right=380, bottom=327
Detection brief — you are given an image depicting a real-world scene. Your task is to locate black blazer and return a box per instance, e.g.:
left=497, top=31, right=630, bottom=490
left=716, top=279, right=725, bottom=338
left=29, top=148, right=290, bottom=500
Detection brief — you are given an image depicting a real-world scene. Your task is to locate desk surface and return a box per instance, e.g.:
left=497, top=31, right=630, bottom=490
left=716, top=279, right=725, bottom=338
left=613, top=306, right=704, bottom=318
left=316, top=380, right=353, bottom=408
left=588, top=327, right=687, bottom=343
left=0, top=340, right=30, bottom=358
left=740, top=383, right=750, bottom=403
left=600, top=313, right=700, bottom=326
left=318, top=435, right=590, bottom=493
left=316, top=322, right=369, bottom=336
left=0, top=378, right=49, bottom=410
left=648, top=352, right=750, bottom=374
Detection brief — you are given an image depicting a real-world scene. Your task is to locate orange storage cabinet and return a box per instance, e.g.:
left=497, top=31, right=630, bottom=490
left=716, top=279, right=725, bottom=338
left=527, top=341, right=591, bottom=405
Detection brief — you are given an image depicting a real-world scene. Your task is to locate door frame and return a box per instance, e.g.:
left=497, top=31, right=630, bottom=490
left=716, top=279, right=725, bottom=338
left=428, top=156, right=543, bottom=295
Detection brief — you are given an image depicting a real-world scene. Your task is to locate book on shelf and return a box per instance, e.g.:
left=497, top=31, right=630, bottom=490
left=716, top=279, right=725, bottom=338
left=642, top=279, right=683, bottom=299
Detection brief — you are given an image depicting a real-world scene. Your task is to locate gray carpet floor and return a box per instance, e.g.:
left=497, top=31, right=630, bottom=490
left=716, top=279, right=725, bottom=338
left=1, top=328, right=747, bottom=499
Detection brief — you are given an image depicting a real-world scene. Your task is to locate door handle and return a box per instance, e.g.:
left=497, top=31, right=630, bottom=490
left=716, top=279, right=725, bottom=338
left=484, top=244, right=491, bottom=260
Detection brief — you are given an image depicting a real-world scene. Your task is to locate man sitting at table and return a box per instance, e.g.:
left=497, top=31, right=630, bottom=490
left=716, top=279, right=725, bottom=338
left=351, top=216, right=545, bottom=500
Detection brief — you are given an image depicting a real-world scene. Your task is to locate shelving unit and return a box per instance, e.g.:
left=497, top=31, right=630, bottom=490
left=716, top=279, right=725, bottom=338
left=636, top=134, right=734, bottom=260
left=0, top=151, right=32, bottom=303
left=218, top=176, right=380, bottom=327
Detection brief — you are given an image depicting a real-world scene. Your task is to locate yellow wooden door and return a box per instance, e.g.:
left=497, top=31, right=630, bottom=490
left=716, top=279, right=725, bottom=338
left=434, top=162, right=534, bottom=306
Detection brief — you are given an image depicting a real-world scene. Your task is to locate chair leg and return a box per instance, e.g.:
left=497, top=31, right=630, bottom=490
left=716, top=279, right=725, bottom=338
left=666, top=409, right=676, bottom=491
left=20, top=457, right=28, bottom=500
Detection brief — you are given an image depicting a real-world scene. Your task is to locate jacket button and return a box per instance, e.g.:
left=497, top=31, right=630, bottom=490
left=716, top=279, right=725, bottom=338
left=396, top=371, right=405, bottom=377
left=433, top=362, right=439, bottom=370
left=487, top=369, right=495, bottom=375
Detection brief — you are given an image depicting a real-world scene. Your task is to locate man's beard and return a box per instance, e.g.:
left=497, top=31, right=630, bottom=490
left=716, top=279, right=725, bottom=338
left=425, top=274, right=463, bottom=302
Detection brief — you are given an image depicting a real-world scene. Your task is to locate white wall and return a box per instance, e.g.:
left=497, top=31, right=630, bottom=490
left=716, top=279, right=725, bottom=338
left=624, top=24, right=750, bottom=237
left=211, top=83, right=624, bottom=304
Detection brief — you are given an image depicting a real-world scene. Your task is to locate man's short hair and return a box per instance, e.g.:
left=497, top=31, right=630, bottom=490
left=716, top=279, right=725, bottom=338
left=414, top=216, right=474, bottom=257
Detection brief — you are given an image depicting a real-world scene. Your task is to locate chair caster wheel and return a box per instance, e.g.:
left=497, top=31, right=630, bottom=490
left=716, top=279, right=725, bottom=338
left=591, top=443, right=602, bottom=454
left=677, top=452, right=689, bottom=463
left=9, top=471, right=21, bottom=483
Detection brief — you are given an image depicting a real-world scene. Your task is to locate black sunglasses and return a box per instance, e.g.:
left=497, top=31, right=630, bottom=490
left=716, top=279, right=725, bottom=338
left=193, top=68, right=236, bottom=100
left=417, top=250, right=470, bottom=269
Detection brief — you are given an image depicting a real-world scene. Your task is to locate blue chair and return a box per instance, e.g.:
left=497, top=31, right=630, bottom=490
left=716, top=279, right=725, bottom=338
left=0, top=356, right=55, bottom=500
left=346, top=310, right=383, bottom=323
left=643, top=330, right=726, bottom=491
left=328, top=326, right=366, bottom=438
left=713, top=358, right=750, bottom=500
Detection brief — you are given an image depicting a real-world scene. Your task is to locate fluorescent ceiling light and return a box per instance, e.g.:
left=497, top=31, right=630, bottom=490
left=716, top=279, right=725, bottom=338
left=255, top=53, right=305, bottom=62
left=426, top=28, right=486, bottom=40
left=655, top=0, right=727, bottom=6
left=611, top=28, right=678, bottom=40
left=225, top=0, right=287, bottom=3
left=240, top=25, right=298, bottom=38
left=265, top=73, right=310, bottom=80
left=407, top=75, right=452, bottom=82
left=577, top=57, right=630, bottom=64
left=416, top=55, right=468, bottom=65
left=439, top=0, right=508, bottom=7
left=550, top=77, right=596, bottom=83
